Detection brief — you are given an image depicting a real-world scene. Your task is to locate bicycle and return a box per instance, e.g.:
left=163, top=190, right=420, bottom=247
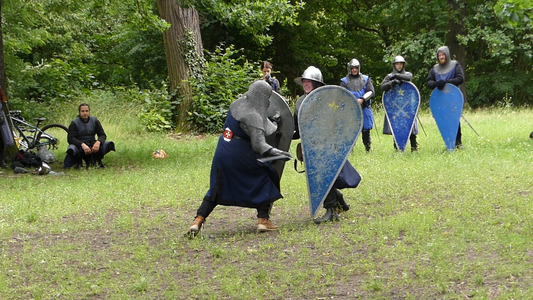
left=9, top=110, right=68, bottom=152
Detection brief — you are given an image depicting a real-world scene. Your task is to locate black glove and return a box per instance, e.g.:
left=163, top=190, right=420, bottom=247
left=391, top=79, right=401, bottom=86
left=266, top=148, right=293, bottom=161
left=437, top=80, right=446, bottom=90
left=389, top=74, right=396, bottom=80
left=264, top=74, right=272, bottom=83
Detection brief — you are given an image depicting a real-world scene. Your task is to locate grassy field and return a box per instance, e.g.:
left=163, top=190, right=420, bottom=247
left=1, top=94, right=532, bottom=299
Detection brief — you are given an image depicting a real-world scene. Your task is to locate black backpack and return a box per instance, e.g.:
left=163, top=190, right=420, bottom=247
left=12, top=150, right=43, bottom=168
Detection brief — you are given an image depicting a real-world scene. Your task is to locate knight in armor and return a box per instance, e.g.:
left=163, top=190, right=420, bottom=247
left=341, top=59, right=376, bottom=152
left=261, top=61, right=281, bottom=94
left=426, top=46, right=465, bottom=148
left=186, top=80, right=292, bottom=238
left=381, top=56, right=419, bottom=151
left=64, top=103, right=115, bottom=169
left=293, top=66, right=362, bottom=224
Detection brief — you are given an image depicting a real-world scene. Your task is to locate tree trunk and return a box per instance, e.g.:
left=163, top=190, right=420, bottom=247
left=0, top=0, right=19, bottom=159
left=156, top=0, right=203, bottom=130
left=445, top=0, right=467, bottom=105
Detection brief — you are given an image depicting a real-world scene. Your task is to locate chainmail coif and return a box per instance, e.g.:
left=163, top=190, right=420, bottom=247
left=230, top=80, right=277, bottom=137
left=434, top=46, right=457, bottom=75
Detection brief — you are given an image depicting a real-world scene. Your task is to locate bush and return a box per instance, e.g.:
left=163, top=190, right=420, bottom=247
left=188, top=44, right=260, bottom=133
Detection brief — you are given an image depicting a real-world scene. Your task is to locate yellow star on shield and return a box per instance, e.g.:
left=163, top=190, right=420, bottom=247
left=328, top=101, right=339, bottom=111
left=398, top=88, right=405, bottom=96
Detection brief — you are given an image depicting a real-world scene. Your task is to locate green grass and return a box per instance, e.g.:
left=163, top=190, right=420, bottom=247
left=1, top=95, right=532, bottom=299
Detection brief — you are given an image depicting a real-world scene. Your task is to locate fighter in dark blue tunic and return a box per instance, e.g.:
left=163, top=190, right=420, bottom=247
left=186, top=80, right=292, bottom=237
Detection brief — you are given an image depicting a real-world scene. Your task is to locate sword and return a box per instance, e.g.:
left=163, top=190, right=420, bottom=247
left=372, top=117, right=381, bottom=141
left=257, top=156, right=293, bottom=163
left=392, top=101, right=409, bottom=118
left=417, top=115, right=427, bottom=137
left=362, top=91, right=380, bottom=141
left=461, top=115, right=480, bottom=136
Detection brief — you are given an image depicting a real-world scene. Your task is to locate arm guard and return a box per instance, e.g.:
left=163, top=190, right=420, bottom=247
left=239, top=122, right=271, bottom=155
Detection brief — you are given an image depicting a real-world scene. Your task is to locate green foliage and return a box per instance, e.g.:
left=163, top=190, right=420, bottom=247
left=494, top=0, right=533, bottom=26
left=188, top=45, right=259, bottom=133
left=198, top=0, right=304, bottom=46
left=2, top=0, right=533, bottom=128
left=137, top=83, right=177, bottom=132
left=466, top=71, right=533, bottom=108
left=2, top=0, right=167, bottom=108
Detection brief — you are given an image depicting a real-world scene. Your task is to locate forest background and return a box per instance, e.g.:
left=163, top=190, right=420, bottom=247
left=0, top=0, right=532, bottom=134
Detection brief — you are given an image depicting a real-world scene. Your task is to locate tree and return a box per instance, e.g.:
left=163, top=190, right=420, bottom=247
left=156, top=0, right=203, bottom=130
left=445, top=0, right=468, bottom=101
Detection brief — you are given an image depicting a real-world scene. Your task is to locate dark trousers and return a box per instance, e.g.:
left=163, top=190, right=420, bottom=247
left=456, top=124, right=462, bottom=146
left=64, top=141, right=115, bottom=168
left=394, top=134, right=418, bottom=149
left=196, top=200, right=272, bottom=219
left=362, top=130, right=371, bottom=151
left=323, top=188, right=340, bottom=209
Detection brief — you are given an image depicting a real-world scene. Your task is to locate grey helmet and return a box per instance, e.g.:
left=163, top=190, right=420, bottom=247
left=347, top=59, right=360, bottom=74
left=392, top=56, right=406, bottom=73
left=393, top=56, right=406, bottom=64
left=294, top=66, right=324, bottom=86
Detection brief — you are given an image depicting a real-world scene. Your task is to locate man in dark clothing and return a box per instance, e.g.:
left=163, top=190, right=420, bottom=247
left=64, top=103, right=115, bottom=169
left=426, top=46, right=466, bottom=148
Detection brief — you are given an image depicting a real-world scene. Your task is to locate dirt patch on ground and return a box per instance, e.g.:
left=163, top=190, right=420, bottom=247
left=3, top=205, right=531, bottom=299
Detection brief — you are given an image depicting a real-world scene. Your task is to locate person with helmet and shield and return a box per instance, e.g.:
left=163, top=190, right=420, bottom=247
left=426, top=46, right=465, bottom=149
left=341, top=59, right=376, bottom=152
left=293, top=66, right=362, bottom=224
left=381, top=55, right=419, bottom=151
left=186, top=80, right=293, bottom=238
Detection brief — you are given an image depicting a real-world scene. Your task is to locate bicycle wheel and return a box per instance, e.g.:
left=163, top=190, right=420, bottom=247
left=35, top=124, right=68, bottom=150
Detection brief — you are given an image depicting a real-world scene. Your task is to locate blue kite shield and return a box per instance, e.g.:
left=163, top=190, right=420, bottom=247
left=383, top=82, right=420, bottom=151
left=266, top=91, right=294, bottom=179
left=430, top=84, right=464, bottom=151
left=298, top=85, right=363, bottom=217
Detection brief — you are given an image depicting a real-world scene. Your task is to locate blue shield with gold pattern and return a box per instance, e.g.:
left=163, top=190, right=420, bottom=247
left=298, top=86, right=363, bottom=217
left=383, top=81, right=420, bottom=151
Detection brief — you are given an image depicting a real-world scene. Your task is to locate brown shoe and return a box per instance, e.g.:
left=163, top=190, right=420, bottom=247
left=185, top=216, right=205, bottom=238
left=257, top=218, right=278, bottom=232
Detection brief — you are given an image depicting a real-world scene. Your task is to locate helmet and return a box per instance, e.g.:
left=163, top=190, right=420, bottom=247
left=393, top=56, right=406, bottom=64
left=347, top=59, right=360, bottom=74
left=294, top=66, right=324, bottom=86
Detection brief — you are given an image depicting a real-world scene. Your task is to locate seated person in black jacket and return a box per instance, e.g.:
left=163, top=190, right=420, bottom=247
left=64, top=103, right=115, bottom=168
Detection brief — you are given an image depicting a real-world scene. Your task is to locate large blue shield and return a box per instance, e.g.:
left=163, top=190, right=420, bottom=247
left=383, top=82, right=420, bottom=151
left=266, top=91, right=294, bottom=179
left=298, top=86, right=363, bottom=217
left=430, top=84, right=464, bottom=151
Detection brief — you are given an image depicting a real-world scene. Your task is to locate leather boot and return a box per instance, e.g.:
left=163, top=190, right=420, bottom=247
left=0, top=160, right=8, bottom=169
left=185, top=216, right=205, bottom=238
left=336, top=190, right=350, bottom=212
left=313, top=208, right=339, bottom=224
left=257, top=218, right=278, bottom=232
